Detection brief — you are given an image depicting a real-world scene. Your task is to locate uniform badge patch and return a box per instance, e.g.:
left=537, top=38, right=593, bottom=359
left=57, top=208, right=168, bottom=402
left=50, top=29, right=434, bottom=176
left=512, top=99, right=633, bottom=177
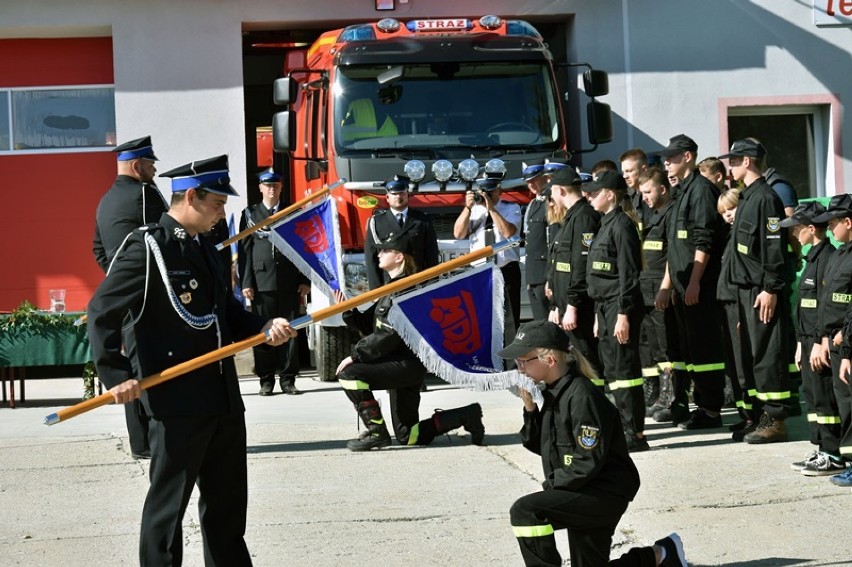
left=179, top=292, right=192, bottom=305
left=173, top=227, right=187, bottom=240
left=582, top=233, right=594, bottom=247
left=766, top=217, right=780, bottom=232
left=578, top=425, right=600, bottom=450
left=189, top=278, right=198, bottom=290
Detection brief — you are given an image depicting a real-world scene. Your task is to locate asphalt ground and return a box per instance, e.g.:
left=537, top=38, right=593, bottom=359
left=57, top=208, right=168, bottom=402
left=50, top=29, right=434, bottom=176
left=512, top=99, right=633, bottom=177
left=0, top=368, right=849, bottom=566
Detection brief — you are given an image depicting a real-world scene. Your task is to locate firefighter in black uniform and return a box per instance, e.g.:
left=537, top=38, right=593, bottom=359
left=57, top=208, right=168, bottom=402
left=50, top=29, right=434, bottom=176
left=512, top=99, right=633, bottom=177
left=87, top=155, right=296, bottom=565
left=782, top=202, right=845, bottom=474
left=502, top=321, right=686, bottom=567
left=656, top=134, right=727, bottom=429
left=522, top=160, right=554, bottom=321
left=720, top=139, right=793, bottom=443
left=582, top=171, right=647, bottom=452
left=239, top=169, right=311, bottom=396
left=91, top=135, right=168, bottom=459
left=363, top=175, right=440, bottom=290
left=334, top=226, right=484, bottom=451
left=545, top=167, right=602, bottom=378
left=636, top=168, right=678, bottom=416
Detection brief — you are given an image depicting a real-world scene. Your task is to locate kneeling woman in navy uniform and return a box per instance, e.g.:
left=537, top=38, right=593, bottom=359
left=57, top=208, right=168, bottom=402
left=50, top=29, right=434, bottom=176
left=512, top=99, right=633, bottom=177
left=334, top=226, right=484, bottom=451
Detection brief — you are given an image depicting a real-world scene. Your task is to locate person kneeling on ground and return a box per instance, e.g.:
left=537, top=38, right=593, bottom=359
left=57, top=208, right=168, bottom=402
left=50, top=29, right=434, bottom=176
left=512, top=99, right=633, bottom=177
left=501, top=320, right=686, bottom=566
left=333, top=226, right=484, bottom=451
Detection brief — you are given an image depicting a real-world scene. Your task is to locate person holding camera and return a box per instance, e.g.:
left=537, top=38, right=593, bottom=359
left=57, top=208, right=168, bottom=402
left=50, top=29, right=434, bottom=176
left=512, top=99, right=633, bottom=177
left=454, top=177, right=522, bottom=342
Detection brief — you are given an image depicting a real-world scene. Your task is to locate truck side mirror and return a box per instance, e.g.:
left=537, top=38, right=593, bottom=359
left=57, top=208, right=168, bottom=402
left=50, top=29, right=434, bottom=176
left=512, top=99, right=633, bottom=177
left=273, top=77, right=298, bottom=106
left=583, top=70, right=609, bottom=98
left=587, top=102, right=613, bottom=145
left=272, top=111, right=296, bottom=152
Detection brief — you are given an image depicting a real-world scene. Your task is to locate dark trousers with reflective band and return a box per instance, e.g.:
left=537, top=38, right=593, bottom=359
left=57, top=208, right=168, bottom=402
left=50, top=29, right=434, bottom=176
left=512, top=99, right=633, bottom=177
left=670, top=292, right=726, bottom=413
left=141, top=414, right=251, bottom=567
left=720, top=301, right=752, bottom=415
left=252, top=290, right=301, bottom=387
left=528, top=283, right=550, bottom=322
left=567, top=300, right=603, bottom=383
left=801, top=346, right=841, bottom=454
left=510, top=487, right=633, bottom=566
left=639, top=305, right=669, bottom=377
left=830, top=346, right=852, bottom=458
left=338, top=358, right=437, bottom=445
left=736, top=287, right=791, bottom=419
left=596, top=300, right=645, bottom=432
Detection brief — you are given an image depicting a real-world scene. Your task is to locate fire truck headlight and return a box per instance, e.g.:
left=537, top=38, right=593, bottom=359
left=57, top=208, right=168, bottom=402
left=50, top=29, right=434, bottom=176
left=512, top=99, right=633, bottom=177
left=479, top=15, right=503, bottom=30
left=404, top=160, right=426, bottom=183
left=432, top=160, right=454, bottom=183
left=484, top=158, right=507, bottom=179
left=458, top=159, right=480, bottom=182
left=344, top=262, right=369, bottom=296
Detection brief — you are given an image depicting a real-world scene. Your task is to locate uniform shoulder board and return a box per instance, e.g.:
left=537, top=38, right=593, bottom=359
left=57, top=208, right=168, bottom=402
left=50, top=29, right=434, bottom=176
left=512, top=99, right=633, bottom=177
left=373, top=208, right=388, bottom=217
left=135, top=223, right=161, bottom=233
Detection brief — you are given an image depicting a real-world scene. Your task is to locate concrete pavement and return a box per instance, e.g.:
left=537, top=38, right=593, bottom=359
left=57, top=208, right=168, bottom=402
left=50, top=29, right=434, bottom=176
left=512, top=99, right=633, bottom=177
left=0, top=371, right=849, bottom=566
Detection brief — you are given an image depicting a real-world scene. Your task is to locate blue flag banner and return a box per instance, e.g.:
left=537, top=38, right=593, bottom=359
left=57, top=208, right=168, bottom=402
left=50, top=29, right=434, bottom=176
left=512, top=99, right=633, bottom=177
left=227, top=213, right=244, bottom=305
left=268, top=197, right=345, bottom=300
left=388, top=263, right=540, bottom=398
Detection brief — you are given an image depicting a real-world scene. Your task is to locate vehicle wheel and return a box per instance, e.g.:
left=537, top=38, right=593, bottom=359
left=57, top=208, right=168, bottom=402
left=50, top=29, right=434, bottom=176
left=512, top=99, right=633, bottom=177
left=315, top=326, right=358, bottom=381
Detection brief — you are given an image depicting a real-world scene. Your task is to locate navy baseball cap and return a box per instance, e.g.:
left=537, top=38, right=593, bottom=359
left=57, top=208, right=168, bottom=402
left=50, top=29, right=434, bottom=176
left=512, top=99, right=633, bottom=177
left=581, top=170, right=627, bottom=193
left=719, top=139, right=767, bottom=160
left=160, top=155, right=238, bottom=196
left=549, top=168, right=583, bottom=187
left=498, top=321, right=572, bottom=359
left=653, top=134, right=698, bottom=158
left=812, top=195, right=852, bottom=224
left=778, top=202, right=827, bottom=228
left=376, top=225, right=416, bottom=256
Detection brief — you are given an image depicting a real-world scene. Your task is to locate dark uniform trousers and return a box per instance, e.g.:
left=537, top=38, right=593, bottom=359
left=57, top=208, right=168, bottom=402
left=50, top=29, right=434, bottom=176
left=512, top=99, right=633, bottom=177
left=801, top=345, right=841, bottom=453
left=528, top=283, right=550, bottom=322
left=502, top=261, right=522, bottom=344
left=142, top=414, right=250, bottom=567
left=736, top=287, right=791, bottom=419
left=566, top=301, right=603, bottom=386
left=338, top=357, right=444, bottom=445
left=830, top=345, right=852, bottom=459
left=596, top=301, right=645, bottom=433
left=719, top=301, right=750, bottom=416
left=639, top=306, right=669, bottom=379
left=252, top=290, right=301, bottom=388
left=119, top=328, right=150, bottom=456
left=669, top=285, right=726, bottom=413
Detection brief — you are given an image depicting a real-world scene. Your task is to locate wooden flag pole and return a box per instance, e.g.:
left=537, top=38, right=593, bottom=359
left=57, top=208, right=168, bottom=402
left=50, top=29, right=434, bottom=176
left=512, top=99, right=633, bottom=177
left=44, top=237, right=520, bottom=425
left=215, top=179, right=345, bottom=251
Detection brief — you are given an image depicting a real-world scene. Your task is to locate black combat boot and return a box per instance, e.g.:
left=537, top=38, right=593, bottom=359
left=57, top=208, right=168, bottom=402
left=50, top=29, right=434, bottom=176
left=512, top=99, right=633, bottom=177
left=347, top=400, right=391, bottom=452
left=644, top=373, right=661, bottom=412
left=647, top=369, right=673, bottom=414
left=431, top=403, right=485, bottom=445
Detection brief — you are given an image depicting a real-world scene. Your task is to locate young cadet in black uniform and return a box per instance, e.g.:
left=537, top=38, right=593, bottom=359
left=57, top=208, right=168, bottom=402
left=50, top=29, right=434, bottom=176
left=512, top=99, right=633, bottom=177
left=781, top=203, right=844, bottom=474
left=363, top=175, right=439, bottom=290
left=720, top=139, right=792, bottom=444
left=636, top=168, right=677, bottom=415
left=333, top=226, right=484, bottom=451
left=545, top=167, right=602, bottom=379
left=239, top=168, right=311, bottom=396
left=501, top=321, right=687, bottom=567
left=657, top=134, right=727, bottom=429
left=91, top=135, right=168, bottom=460
left=522, top=160, right=554, bottom=321
left=87, top=155, right=296, bottom=566
left=811, top=195, right=852, bottom=484
left=582, top=171, right=647, bottom=452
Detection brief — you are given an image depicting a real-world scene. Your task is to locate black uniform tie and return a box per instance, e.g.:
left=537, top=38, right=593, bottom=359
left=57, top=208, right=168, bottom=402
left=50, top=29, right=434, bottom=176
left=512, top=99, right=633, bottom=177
left=396, top=212, right=404, bottom=227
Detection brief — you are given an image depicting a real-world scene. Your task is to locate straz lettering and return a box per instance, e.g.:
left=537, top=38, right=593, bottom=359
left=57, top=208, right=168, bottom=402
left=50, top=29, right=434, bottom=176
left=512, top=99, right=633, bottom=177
left=556, top=262, right=571, bottom=273
left=643, top=240, right=663, bottom=251
left=415, top=19, right=469, bottom=30
left=429, top=291, right=482, bottom=355
left=592, top=261, right=611, bottom=272
left=737, top=243, right=749, bottom=254
left=677, top=229, right=688, bottom=239
left=832, top=292, right=852, bottom=304
left=800, top=298, right=817, bottom=308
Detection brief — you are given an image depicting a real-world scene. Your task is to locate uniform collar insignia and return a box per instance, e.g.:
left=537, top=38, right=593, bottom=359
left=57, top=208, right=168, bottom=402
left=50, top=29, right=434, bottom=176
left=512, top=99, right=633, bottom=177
left=173, top=227, right=187, bottom=240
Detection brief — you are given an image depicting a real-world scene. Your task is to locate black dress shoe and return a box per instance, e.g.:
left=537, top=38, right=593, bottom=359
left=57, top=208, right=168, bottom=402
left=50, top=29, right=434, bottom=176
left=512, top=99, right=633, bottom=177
left=282, top=383, right=302, bottom=395
left=259, top=383, right=274, bottom=396
left=132, top=450, right=152, bottom=460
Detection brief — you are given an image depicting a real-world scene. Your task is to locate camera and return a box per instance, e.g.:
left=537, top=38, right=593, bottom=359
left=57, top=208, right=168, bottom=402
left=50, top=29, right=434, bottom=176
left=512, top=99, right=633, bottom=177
left=472, top=189, right=486, bottom=204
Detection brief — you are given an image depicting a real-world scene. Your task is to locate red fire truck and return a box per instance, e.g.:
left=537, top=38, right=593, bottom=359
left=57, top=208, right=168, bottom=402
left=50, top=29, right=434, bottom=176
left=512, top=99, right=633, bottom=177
left=269, top=15, right=611, bottom=379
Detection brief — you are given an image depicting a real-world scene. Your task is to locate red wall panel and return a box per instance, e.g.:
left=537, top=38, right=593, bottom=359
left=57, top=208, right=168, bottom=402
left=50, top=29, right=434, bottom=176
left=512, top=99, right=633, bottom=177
left=0, top=37, right=114, bottom=312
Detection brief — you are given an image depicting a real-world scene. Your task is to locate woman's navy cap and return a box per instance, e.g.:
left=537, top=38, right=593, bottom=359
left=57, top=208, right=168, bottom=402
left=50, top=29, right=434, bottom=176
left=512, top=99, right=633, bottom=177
left=160, top=155, right=239, bottom=196
left=113, top=136, right=158, bottom=162
left=258, top=168, right=282, bottom=183
left=581, top=170, right=627, bottom=193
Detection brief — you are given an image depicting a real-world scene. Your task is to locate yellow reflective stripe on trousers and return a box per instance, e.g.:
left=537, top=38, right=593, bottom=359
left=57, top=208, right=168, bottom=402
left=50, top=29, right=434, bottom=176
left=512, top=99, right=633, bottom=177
left=657, top=362, right=673, bottom=371
left=590, top=378, right=606, bottom=387
left=338, top=378, right=371, bottom=390
left=755, top=391, right=791, bottom=401
left=609, top=378, right=644, bottom=390
left=407, top=422, right=420, bottom=445
left=839, top=445, right=852, bottom=456
left=670, top=361, right=687, bottom=371
left=788, top=363, right=798, bottom=373
left=817, top=415, right=842, bottom=425
left=513, top=524, right=555, bottom=538
left=687, top=362, right=725, bottom=373
left=747, top=388, right=758, bottom=397
left=807, top=413, right=818, bottom=423
left=736, top=400, right=753, bottom=410
left=642, top=367, right=660, bottom=377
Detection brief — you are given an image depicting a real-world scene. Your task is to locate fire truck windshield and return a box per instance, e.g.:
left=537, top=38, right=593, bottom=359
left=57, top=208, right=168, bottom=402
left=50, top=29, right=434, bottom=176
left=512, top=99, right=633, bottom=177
left=333, top=62, right=561, bottom=154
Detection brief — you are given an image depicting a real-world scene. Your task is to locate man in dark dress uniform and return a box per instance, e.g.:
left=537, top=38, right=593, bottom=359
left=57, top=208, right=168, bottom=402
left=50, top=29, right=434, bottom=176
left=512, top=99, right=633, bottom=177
left=88, top=155, right=296, bottom=566
left=239, top=169, right=311, bottom=396
left=363, top=175, right=440, bottom=290
left=91, top=135, right=168, bottom=459
left=522, top=160, right=553, bottom=321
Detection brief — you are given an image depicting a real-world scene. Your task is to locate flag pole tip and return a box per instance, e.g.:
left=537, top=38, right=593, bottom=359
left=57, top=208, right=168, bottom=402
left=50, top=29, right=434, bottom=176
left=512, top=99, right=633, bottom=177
left=44, top=413, right=60, bottom=426
left=73, top=317, right=85, bottom=327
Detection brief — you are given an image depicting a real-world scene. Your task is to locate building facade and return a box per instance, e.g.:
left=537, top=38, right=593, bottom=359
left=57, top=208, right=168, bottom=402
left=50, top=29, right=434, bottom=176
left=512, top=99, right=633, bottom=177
left=1, top=0, right=850, bottom=310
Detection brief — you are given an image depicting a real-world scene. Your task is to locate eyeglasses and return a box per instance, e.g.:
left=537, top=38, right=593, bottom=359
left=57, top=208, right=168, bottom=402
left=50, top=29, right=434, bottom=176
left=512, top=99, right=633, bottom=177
left=515, top=355, right=540, bottom=367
